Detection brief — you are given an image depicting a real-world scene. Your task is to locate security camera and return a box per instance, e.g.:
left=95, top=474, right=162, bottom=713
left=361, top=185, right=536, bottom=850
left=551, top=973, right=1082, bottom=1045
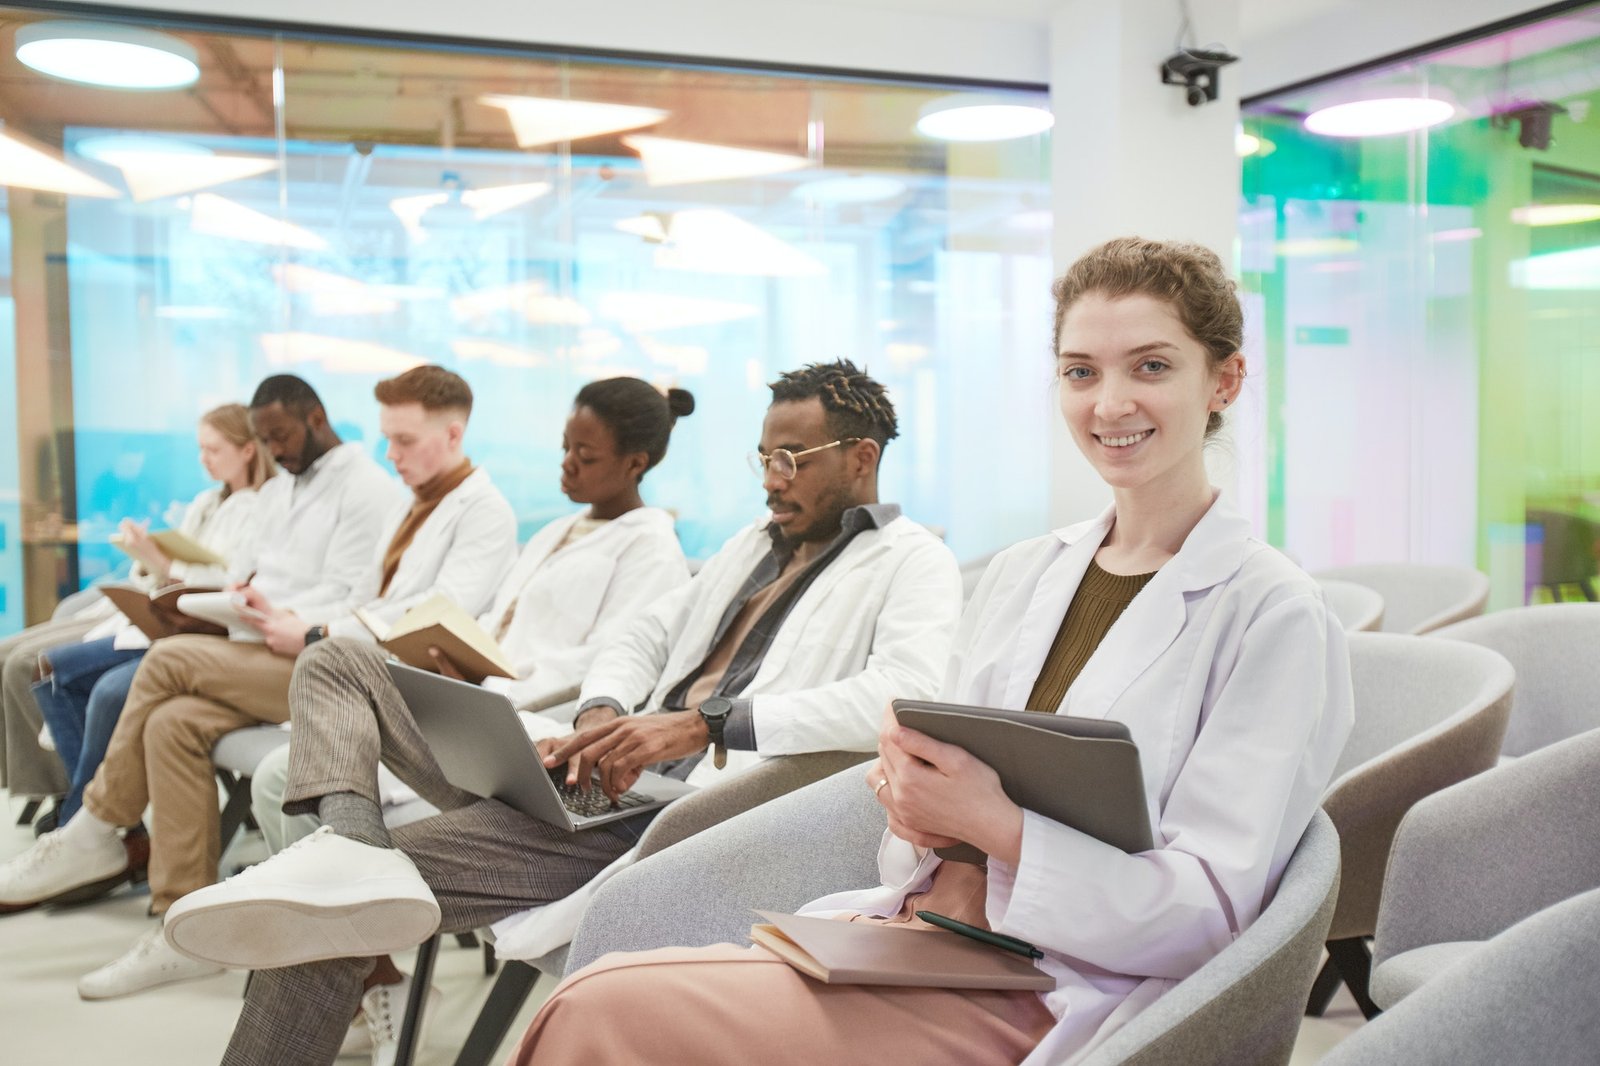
left=1494, top=101, right=1567, bottom=151
left=1161, top=48, right=1239, bottom=107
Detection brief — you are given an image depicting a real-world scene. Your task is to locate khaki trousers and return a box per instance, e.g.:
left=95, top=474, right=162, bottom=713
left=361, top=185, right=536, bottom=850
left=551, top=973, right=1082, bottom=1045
left=82, top=634, right=295, bottom=911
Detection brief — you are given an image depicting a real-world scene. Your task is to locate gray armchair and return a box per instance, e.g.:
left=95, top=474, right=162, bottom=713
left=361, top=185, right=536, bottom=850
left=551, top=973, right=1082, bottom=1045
left=1315, top=578, right=1385, bottom=633
left=1429, top=603, right=1600, bottom=757
left=565, top=766, right=1341, bottom=1066
left=1368, top=728, right=1600, bottom=1009
left=441, top=749, right=873, bottom=1066
left=1307, top=633, right=1513, bottom=1018
left=1322, top=886, right=1600, bottom=1066
left=1311, top=564, right=1488, bottom=634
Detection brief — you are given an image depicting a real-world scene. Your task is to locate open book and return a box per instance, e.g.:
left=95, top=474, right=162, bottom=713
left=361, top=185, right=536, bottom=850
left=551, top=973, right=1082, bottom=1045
left=355, top=594, right=515, bottom=684
left=111, top=529, right=227, bottom=569
left=749, top=911, right=1054, bottom=991
left=100, top=583, right=228, bottom=640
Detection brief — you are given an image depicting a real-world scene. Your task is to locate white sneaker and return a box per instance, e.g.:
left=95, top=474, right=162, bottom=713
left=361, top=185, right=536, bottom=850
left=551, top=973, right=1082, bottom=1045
left=77, top=925, right=224, bottom=1000
left=162, top=826, right=440, bottom=969
left=0, top=825, right=128, bottom=912
left=361, top=974, right=442, bottom=1066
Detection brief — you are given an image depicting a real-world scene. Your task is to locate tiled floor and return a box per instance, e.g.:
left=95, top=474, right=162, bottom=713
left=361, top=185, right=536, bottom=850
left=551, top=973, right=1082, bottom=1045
left=0, top=790, right=1363, bottom=1065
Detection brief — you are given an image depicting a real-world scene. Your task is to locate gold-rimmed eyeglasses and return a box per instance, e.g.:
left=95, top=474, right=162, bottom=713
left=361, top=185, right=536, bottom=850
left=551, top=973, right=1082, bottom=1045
left=747, top=438, right=861, bottom=480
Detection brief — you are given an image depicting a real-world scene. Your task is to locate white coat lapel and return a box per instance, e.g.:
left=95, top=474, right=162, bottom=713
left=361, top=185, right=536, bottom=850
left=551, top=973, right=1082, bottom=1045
left=1062, top=496, right=1253, bottom=720
left=999, top=510, right=1112, bottom=709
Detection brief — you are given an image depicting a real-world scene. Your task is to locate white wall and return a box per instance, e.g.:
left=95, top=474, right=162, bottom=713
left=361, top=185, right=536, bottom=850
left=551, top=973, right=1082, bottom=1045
left=74, top=0, right=1546, bottom=93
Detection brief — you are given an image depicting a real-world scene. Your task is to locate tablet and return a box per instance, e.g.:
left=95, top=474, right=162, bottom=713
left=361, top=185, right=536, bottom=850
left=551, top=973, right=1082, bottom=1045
left=891, top=698, right=1154, bottom=862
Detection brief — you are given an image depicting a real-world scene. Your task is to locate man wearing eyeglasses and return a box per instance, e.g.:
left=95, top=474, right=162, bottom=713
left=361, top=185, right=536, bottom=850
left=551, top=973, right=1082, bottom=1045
left=542, top=357, right=961, bottom=796
left=179, top=359, right=962, bottom=1066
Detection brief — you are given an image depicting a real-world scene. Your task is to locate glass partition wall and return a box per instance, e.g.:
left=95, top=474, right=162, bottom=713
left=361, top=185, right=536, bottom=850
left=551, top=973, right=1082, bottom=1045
left=1241, top=3, right=1600, bottom=609
left=0, top=8, right=1052, bottom=632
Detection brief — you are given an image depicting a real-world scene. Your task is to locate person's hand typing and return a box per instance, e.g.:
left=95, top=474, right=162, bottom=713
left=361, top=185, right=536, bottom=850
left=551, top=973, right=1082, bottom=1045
left=541, top=710, right=709, bottom=801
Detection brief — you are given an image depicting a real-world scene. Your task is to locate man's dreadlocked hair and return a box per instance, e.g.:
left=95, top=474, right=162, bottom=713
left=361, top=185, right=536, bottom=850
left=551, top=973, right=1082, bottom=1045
left=768, top=360, right=899, bottom=454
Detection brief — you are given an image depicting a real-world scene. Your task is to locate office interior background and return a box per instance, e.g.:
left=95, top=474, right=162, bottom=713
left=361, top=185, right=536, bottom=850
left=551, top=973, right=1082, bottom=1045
left=0, top=0, right=1594, bottom=632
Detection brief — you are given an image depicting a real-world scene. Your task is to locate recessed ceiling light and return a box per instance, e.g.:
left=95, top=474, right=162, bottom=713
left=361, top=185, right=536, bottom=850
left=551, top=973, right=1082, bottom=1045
left=916, top=96, right=1054, bottom=142
left=1510, top=203, right=1600, bottom=226
left=1304, top=97, right=1454, bottom=137
left=16, top=21, right=199, bottom=90
left=793, top=176, right=907, bottom=204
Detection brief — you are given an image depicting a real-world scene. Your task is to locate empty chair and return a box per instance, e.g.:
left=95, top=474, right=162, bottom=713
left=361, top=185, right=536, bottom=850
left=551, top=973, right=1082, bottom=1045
left=1523, top=509, right=1597, bottom=603
left=1367, top=728, right=1600, bottom=1010
left=564, top=767, right=1342, bottom=1066
left=1321, top=886, right=1600, bottom=1066
left=1429, top=603, right=1600, bottom=757
left=1312, top=564, right=1488, bottom=634
left=1307, top=633, right=1513, bottom=1018
left=1316, top=579, right=1385, bottom=632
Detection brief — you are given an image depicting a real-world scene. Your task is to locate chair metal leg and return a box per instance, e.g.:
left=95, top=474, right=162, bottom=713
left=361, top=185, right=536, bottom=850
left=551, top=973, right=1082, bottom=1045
left=482, top=940, right=497, bottom=976
left=393, top=934, right=441, bottom=1066
left=216, top=770, right=254, bottom=854
left=1305, top=955, right=1341, bottom=1016
left=452, top=959, right=543, bottom=1066
left=1325, top=936, right=1382, bottom=1020
left=454, top=931, right=480, bottom=950
left=16, top=797, right=42, bottom=826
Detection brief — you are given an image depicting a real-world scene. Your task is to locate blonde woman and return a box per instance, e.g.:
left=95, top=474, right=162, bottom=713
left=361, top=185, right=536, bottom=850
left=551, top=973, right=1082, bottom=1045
left=29, top=404, right=275, bottom=837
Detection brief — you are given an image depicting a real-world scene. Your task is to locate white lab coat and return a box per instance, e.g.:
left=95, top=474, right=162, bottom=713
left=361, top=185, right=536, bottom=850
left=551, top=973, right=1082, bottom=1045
left=490, top=510, right=961, bottom=960
left=243, top=442, right=406, bottom=625
left=479, top=507, right=689, bottom=713
left=804, top=497, right=1354, bottom=1066
left=325, top=466, right=518, bottom=641
left=579, top=512, right=963, bottom=789
left=86, top=482, right=272, bottom=650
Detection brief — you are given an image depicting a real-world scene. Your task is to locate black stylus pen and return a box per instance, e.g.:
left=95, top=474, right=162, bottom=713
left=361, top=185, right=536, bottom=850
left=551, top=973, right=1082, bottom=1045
left=916, top=910, right=1044, bottom=959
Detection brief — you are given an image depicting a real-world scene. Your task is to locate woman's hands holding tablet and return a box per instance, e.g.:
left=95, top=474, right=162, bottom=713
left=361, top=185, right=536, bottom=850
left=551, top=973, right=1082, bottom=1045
left=871, top=705, right=1024, bottom=866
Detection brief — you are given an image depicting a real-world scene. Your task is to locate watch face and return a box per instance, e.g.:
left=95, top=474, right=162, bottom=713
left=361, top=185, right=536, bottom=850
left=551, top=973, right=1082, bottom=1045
left=701, top=698, right=732, bottom=721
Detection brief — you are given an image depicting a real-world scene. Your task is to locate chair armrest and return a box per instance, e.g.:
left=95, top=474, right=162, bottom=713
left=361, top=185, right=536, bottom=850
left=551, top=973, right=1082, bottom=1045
left=1373, top=729, right=1600, bottom=970
left=636, top=750, right=874, bottom=860
left=1322, top=683, right=1510, bottom=940
left=566, top=765, right=886, bottom=973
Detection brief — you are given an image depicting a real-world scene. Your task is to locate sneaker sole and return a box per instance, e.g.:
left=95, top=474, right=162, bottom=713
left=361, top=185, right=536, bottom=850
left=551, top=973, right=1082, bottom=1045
left=0, top=867, right=131, bottom=915
left=165, top=896, right=441, bottom=969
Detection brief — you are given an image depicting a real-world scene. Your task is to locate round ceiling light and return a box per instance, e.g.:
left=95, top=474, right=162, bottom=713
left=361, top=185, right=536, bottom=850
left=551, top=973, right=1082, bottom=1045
left=1304, top=97, right=1454, bottom=137
left=16, top=21, right=200, bottom=90
left=916, top=96, right=1054, bottom=142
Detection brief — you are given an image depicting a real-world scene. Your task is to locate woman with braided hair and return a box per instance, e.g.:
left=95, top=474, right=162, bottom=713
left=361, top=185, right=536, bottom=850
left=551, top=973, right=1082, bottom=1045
left=508, top=239, right=1352, bottom=1066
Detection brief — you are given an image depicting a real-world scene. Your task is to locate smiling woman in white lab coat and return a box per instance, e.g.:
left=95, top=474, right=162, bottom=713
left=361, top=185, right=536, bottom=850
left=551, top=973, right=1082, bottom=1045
left=509, top=238, right=1355, bottom=1066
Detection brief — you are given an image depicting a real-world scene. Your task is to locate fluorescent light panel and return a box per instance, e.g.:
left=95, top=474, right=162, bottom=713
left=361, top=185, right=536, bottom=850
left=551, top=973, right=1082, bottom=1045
left=481, top=95, right=666, bottom=147
left=623, top=135, right=811, bottom=187
left=188, top=193, right=327, bottom=250
left=0, top=128, right=119, bottom=197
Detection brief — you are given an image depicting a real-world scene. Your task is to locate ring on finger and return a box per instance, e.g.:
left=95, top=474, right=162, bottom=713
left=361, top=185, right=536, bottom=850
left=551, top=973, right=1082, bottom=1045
left=873, top=778, right=889, bottom=797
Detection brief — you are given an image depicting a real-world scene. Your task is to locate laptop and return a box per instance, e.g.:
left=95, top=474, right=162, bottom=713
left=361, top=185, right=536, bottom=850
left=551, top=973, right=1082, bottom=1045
left=386, top=661, right=697, bottom=831
left=891, top=698, right=1154, bottom=862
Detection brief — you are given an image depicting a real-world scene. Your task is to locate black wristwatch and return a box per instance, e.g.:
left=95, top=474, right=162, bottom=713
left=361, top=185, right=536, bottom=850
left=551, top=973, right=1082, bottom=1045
left=699, top=696, right=733, bottom=770
left=303, top=624, right=328, bottom=647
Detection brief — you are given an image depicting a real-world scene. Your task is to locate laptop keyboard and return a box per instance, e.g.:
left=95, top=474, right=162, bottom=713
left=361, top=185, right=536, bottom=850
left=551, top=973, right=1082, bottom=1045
left=551, top=773, right=653, bottom=817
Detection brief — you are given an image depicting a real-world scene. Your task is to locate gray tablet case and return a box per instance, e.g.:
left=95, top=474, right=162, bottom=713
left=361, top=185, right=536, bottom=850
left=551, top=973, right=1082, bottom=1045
left=891, top=698, right=1154, bottom=863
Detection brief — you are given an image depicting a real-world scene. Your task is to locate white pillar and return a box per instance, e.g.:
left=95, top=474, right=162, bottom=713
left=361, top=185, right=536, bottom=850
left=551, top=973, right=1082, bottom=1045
left=1047, top=0, right=1242, bottom=527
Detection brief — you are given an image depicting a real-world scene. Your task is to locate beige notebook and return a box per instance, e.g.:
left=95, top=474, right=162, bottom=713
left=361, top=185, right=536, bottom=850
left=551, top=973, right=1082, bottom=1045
left=356, top=595, right=515, bottom=684
left=111, top=529, right=227, bottom=568
left=101, top=582, right=227, bottom=640
left=748, top=911, right=1054, bottom=991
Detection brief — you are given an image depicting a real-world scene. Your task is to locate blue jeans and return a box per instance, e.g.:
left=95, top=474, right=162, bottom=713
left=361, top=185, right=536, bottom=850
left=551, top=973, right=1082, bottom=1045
left=32, top=638, right=146, bottom=820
